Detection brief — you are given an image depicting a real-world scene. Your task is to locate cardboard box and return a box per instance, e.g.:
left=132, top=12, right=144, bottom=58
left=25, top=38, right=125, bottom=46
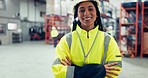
left=143, top=33, right=148, bottom=52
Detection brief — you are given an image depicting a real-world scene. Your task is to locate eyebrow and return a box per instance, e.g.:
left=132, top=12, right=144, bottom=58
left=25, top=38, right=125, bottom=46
left=79, top=5, right=94, bottom=9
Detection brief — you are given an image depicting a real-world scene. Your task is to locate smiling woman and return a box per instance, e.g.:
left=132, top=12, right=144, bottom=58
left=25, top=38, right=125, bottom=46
left=52, top=0, right=122, bottom=78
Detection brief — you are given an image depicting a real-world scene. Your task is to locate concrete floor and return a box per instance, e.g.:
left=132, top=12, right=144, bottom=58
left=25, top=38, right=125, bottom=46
left=0, top=41, right=148, bottom=78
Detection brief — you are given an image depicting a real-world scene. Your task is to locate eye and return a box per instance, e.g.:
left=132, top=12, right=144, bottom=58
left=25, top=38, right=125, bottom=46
left=79, top=9, right=85, bottom=12
left=88, top=8, right=94, bottom=11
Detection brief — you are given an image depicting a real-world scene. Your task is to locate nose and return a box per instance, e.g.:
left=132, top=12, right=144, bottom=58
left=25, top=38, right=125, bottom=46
left=84, top=9, right=90, bottom=15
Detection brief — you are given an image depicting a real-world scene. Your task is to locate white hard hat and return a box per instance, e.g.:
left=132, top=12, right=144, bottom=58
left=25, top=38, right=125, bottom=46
left=73, top=0, right=100, bottom=12
left=74, top=0, right=100, bottom=6
left=108, top=26, right=113, bottom=30
left=75, top=0, right=98, bottom=3
left=52, top=26, right=56, bottom=30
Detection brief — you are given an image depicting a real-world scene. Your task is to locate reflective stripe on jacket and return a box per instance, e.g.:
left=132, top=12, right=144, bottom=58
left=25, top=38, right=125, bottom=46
left=52, top=25, right=122, bottom=78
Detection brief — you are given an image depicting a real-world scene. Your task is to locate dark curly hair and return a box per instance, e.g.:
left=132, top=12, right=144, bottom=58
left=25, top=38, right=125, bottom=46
left=72, top=0, right=103, bottom=31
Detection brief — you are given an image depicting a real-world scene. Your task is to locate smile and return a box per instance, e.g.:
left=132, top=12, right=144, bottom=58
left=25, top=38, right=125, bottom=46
left=83, top=17, right=92, bottom=22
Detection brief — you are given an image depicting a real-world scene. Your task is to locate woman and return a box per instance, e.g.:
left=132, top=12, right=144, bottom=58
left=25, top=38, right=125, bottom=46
left=51, top=26, right=59, bottom=47
left=52, top=0, right=122, bottom=78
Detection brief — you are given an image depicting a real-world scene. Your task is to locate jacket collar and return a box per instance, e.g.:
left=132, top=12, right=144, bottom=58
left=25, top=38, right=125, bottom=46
left=76, top=24, right=99, bottom=35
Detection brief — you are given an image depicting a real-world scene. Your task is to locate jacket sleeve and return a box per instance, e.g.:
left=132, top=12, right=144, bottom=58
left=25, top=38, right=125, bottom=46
left=74, top=64, right=106, bottom=78
left=52, top=36, right=75, bottom=78
left=105, top=36, right=122, bottom=78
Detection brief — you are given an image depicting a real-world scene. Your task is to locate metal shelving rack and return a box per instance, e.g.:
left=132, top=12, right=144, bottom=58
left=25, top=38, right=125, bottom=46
left=141, top=1, right=148, bottom=58
left=119, top=2, right=139, bottom=58
left=44, top=15, right=71, bottom=44
left=99, top=0, right=117, bottom=30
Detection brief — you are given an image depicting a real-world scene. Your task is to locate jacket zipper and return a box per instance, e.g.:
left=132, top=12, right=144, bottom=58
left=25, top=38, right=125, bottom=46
left=87, top=32, right=89, bottom=38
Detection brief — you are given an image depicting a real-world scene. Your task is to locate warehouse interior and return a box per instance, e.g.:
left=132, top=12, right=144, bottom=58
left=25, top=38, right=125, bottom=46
left=0, top=0, right=148, bottom=78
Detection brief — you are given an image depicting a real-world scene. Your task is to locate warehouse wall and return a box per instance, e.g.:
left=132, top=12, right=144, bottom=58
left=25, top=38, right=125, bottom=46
left=0, top=0, right=21, bottom=45
left=46, top=0, right=69, bottom=16
left=20, top=0, right=46, bottom=41
left=0, top=0, right=20, bottom=18
left=20, top=0, right=46, bottom=22
left=0, top=0, right=45, bottom=22
left=0, top=17, right=21, bottom=45
left=0, top=0, right=46, bottom=44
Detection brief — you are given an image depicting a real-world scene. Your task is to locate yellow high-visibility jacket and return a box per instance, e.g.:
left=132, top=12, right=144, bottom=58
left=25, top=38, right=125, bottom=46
left=51, top=27, right=59, bottom=38
left=52, top=25, right=122, bottom=78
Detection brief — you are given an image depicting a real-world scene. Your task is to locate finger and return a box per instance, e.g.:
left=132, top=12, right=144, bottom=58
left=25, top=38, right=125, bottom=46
left=62, top=59, right=71, bottom=65
left=106, top=71, right=119, bottom=76
left=66, top=56, right=71, bottom=64
left=61, top=60, right=68, bottom=66
left=106, top=67, right=120, bottom=71
left=107, top=62, right=118, bottom=67
left=66, top=57, right=71, bottom=65
left=105, top=62, right=118, bottom=67
left=62, top=59, right=69, bottom=65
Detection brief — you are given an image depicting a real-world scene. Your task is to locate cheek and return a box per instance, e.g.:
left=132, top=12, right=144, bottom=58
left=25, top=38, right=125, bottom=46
left=91, top=11, right=97, bottom=16
left=93, top=15, right=97, bottom=20
left=78, top=15, right=83, bottom=21
left=93, top=13, right=97, bottom=17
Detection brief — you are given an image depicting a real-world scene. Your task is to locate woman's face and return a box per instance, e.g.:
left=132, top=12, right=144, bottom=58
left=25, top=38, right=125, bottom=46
left=78, top=1, right=97, bottom=30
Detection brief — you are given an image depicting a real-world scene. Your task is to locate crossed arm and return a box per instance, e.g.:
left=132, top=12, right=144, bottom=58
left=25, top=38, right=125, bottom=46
left=61, top=56, right=120, bottom=78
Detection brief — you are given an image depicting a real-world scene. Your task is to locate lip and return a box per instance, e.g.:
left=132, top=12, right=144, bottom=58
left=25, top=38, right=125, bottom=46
left=83, top=17, right=92, bottom=22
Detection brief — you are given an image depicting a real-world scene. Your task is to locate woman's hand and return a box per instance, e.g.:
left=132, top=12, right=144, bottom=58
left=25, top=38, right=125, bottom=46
left=104, top=62, right=120, bottom=78
left=61, top=56, right=71, bottom=66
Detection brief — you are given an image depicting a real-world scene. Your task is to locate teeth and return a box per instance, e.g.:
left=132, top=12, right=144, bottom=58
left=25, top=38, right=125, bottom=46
left=84, top=17, right=91, bottom=21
